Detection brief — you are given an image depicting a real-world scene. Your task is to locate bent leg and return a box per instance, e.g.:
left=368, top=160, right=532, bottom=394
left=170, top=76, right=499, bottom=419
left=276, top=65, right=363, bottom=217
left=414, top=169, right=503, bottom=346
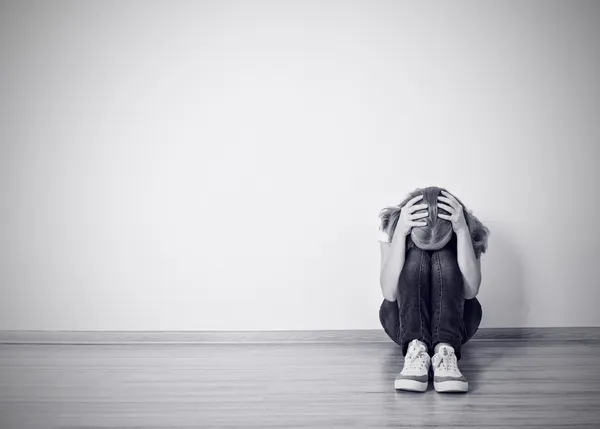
left=379, top=298, right=401, bottom=347
left=430, top=247, right=467, bottom=360
left=464, top=296, right=483, bottom=343
left=396, top=246, right=433, bottom=356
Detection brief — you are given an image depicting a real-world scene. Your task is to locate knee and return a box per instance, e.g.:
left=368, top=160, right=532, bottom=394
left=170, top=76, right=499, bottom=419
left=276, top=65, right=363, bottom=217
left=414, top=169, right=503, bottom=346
left=432, top=246, right=454, bottom=261
left=431, top=247, right=463, bottom=286
left=398, top=246, right=431, bottom=289
left=404, top=245, right=431, bottom=269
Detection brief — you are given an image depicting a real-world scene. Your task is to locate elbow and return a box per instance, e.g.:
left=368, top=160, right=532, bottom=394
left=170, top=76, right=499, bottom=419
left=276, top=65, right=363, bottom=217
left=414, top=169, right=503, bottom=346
left=382, top=290, right=397, bottom=303
left=464, top=278, right=481, bottom=300
left=464, top=289, right=478, bottom=300
left=380, top=278, right=397, bottom=302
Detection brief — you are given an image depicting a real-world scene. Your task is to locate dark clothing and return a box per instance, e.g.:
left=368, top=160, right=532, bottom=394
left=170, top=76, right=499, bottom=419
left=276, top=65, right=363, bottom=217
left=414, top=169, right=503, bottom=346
left=378, top=233, right=482, bottom=360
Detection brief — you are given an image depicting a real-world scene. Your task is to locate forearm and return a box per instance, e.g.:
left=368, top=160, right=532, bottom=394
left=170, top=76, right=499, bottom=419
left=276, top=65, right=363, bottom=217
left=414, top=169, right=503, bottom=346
left=456, top=229, right=481, bottom=299
left=379, top=234, right=407, bottom=302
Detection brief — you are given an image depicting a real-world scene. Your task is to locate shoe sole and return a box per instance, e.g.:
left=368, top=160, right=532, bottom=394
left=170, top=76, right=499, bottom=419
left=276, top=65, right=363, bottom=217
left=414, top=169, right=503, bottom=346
left=394, top=379, right=428, bottom=392
left=434, top=380, right=468, bottom=393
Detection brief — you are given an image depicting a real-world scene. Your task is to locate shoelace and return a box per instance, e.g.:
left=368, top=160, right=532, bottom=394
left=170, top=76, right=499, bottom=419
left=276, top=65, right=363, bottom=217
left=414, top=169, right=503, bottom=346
left=432, top=348, right=458, bottom=373
left=405, top=347, right=428, bottom=370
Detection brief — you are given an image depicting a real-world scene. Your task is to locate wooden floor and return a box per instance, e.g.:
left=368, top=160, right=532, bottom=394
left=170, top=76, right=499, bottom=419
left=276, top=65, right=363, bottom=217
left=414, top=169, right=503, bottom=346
left=1, top=340, right=599, bottom=428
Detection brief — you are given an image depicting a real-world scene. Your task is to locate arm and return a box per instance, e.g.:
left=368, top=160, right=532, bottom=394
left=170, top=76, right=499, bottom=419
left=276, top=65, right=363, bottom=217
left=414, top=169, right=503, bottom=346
left=378, top=194, right=428, bottom=302
left=455, top=228, right=482, bottom=299
left=437, top=190, right=482, bottom=300
left=379, top=235, right=407, bottom=302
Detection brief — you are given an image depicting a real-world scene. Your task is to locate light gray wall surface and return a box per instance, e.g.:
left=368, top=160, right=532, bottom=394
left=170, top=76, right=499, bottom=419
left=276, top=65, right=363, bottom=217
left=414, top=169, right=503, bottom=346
left=1, top=0, right=599, bottom=330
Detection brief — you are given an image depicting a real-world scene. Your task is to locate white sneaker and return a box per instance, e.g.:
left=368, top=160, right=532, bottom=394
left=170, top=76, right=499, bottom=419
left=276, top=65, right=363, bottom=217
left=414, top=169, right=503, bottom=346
left=394, top=339, right=430, bottom=392
left=432, top=344, right=468, bottom=393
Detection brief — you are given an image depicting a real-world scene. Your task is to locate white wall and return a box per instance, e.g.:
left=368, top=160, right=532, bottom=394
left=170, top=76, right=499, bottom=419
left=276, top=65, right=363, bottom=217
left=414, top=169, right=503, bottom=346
left=1, top=0, right=599, bottom=331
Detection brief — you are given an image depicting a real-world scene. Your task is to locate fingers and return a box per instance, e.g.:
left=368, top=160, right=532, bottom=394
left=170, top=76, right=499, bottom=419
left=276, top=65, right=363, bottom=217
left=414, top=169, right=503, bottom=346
left=440, top=190, right=457, bottom=201
left=406, top=194, right=423, bottom=207
left=408, top=220, right=427, bottom=227
left=437, top=213, right=451, bottom=220
left=407, top=203, right=427, bottom=214
left=409, top=211, right=428, bottom=220
left=439, top=191, right=462, bottom=209
left=437, top=196, right=458, bottom=208
left=437, top=202, right=454, bottom=214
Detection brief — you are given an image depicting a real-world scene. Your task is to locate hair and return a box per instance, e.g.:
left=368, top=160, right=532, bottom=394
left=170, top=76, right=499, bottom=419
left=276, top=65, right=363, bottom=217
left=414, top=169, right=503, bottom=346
left=378, top=186, right=490, bottom=258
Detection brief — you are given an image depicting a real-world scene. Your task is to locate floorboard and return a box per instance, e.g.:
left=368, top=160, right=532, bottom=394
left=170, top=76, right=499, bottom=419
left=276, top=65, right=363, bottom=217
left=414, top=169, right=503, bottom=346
left=1, top=340, right=599, bottom=428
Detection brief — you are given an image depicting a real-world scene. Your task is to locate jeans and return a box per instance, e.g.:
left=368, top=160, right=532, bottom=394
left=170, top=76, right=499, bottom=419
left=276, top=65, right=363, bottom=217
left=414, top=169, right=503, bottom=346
left=378, top=236, right=482, bottom=361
